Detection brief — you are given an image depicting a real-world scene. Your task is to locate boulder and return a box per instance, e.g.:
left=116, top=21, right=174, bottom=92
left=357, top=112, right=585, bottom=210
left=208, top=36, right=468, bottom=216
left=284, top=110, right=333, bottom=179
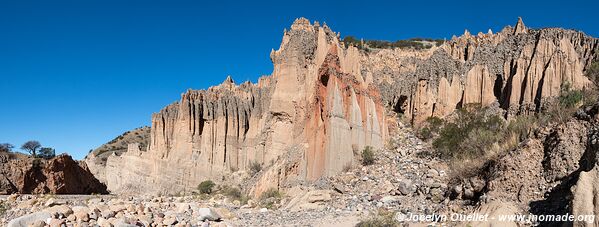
left=7, top=212, right=52, bottom=227
left=197, top=208, right=221, bottom=221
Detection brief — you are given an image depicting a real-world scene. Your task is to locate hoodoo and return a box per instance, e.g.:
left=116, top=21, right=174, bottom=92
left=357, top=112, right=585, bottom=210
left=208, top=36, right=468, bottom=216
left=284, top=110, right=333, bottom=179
left=86, top=17, right=599, bottom=196
left=86, top=18, right=388, bottom=195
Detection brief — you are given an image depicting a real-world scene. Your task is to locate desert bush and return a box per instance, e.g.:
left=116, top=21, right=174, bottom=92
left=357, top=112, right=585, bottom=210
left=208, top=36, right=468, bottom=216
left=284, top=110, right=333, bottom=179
left=361, top=146, right=375, bottom=165
left=559, top=83, right=583, bottom=108
left=260, top=188, right=281, bottom=200
left=432, top=108, right=505, bottom=160
left=355, top=218, right=397, bottom=227
left=259, top=188, right=282, bottom=209
left=417, top=116, right=444, bottom=140
left=249, top=161, right=262, bottom=175
left=355, top=210, right=399, bottom=227
left=221, top=186, right=242, bottom=199
left=197, top=180, right=216, bottom=194
left=539, top=83, right=587, bottom=124
left=0, top=201, right=7, bottom=216
left=585, top=60, right=599, bottom=86
left=219, top=185, right=249, bottom=204
left=507, top=115, right=537, bottom=142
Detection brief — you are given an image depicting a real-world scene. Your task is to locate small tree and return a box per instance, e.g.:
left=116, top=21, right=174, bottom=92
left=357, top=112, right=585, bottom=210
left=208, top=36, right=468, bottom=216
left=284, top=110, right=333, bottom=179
left=38, top=147, right=56, bottom=159
left=0, top=143, right=14, bottom=153
left=21, top=141, right=41, bottom=157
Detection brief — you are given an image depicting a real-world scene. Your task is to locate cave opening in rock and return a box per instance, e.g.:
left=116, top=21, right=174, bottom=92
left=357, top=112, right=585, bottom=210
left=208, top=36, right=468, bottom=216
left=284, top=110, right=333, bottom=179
left=320, top=74, right=329, bottom=86
left=493, top=74, right=503, bottom=101
left=392, top=95, right=408, bottom=114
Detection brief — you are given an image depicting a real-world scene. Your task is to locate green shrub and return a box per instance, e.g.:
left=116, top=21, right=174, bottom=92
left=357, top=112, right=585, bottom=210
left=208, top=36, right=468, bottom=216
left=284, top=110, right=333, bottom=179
left=342, top=36, right=444, bottom=52
left=507, top=115, right=536, bottom=142
left=361, top=146, right=375, bottom=165
left=417, top=117, right=444, bottom=140
left=355, top=211, right=398, bottom=227
left=559, top=83, right=583, bottom=108
left=355, top=218, right=397, bottom=227
left=0, top=200, right=7, bottom=216
left=259, top=188, right=282, bottom=209
left=260, top=188, right=281, bottom=200
left=222, top=186, right=242, bottom=200
left=249, top=161, right=262, bottom=175
left=432, top=108, right=504, bottom=160
left=539, top=83, right=587, bottom=124
left=585, top=61, right=599, bottom=86
left=197, top=180, right=216, bottom=194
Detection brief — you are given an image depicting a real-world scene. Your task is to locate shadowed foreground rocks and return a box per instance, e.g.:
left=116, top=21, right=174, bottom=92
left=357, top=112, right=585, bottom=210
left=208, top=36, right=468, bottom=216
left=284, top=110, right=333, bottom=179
left=0, top=153, right=107, bottom=195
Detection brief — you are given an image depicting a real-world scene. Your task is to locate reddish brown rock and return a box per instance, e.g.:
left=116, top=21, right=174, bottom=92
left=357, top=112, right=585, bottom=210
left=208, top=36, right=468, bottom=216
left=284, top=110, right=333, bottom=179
left=0, top=153, right=106, bottom=194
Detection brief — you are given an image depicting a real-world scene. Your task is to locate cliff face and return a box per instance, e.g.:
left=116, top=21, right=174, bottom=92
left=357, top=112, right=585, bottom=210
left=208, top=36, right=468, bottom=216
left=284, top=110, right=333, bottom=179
left=0, top=153, right=107, bottom=194
left=371, top=18, right=599, bottom=123
left=86, top=18, right=598, bottom=195
left=86, top=18, right=387, bottom=195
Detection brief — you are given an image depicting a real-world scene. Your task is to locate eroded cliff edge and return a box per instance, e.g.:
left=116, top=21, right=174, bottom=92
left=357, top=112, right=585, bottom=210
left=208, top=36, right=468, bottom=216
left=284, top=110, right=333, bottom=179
left=86, top=18, right=387, bottom=195
left=372, top=17, right=598, bottom=123
left=86, top=18, right=598, bottom=196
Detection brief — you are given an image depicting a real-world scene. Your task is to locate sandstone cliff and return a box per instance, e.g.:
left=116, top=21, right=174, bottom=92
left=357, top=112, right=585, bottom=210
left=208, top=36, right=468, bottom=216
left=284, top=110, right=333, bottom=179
left=369, top=18, right=598, bottom=123
left=86, top=18, right=387, bottom=195
left=0, top=153, right=107, bottom=194
left=87, top=17, right=598, bottom=196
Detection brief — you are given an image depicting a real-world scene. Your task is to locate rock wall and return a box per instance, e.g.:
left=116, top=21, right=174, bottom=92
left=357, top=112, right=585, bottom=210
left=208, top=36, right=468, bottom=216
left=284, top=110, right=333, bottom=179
left=86, top=18, right=387, bottom=195
left=87, top=17, right=598, bottom=195
left=0, top=153, right=107, bottom=194
left=370, top=18, right=598, bottom=123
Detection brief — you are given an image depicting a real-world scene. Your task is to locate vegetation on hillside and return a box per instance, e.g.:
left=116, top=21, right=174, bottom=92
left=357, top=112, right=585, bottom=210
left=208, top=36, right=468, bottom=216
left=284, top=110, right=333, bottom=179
left=259, top=188, right=282, bottom=209
left=361, top=146, right=375, bottom=165
left=0, top=200, right=7, bottom=216
left=342, top=36, right=444, bottom=52
left=586, top=59, right=599, bottom=86
left=249, top=161, right=262, bottom=175
left=197, top=180, right=216, bottom=194
left=0, top=143, right=14, bottom=153
left=0, top=141, right=56, bottom=159
left=355, top=209, right=399, bottom=227
left=417, top=83, right=591, bottom=178
left=92, top=126, right=150, bottom=158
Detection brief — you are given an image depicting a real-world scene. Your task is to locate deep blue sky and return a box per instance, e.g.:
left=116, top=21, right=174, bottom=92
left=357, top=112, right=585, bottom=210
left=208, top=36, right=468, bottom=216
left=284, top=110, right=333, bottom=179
left=1, top=0, right=597, bottom=160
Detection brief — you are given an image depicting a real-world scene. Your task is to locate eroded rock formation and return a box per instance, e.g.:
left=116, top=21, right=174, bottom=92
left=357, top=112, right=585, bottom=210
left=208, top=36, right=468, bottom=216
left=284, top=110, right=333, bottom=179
left=86, top=18, right=387, bottom=195
left=371, top=18, right=598, bottom=123
left=86, top=17, right=598, bottom=196
left=0, top=153, right=107, bottom=194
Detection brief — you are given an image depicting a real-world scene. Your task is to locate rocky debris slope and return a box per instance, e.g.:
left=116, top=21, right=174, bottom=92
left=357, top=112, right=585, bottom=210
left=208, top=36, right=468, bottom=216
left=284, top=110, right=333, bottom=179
left=86, top=18, right=388, bottom=195
left=325, top=121, right=453, bottom=215
left=440, top=102, right=599, bottom=226
left=0, top=153, right=107, bottom=195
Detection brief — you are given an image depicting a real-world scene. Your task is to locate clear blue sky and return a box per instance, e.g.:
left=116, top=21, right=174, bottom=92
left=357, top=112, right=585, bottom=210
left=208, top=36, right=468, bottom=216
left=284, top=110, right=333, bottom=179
left=1, top=0, right=597, bottom=160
